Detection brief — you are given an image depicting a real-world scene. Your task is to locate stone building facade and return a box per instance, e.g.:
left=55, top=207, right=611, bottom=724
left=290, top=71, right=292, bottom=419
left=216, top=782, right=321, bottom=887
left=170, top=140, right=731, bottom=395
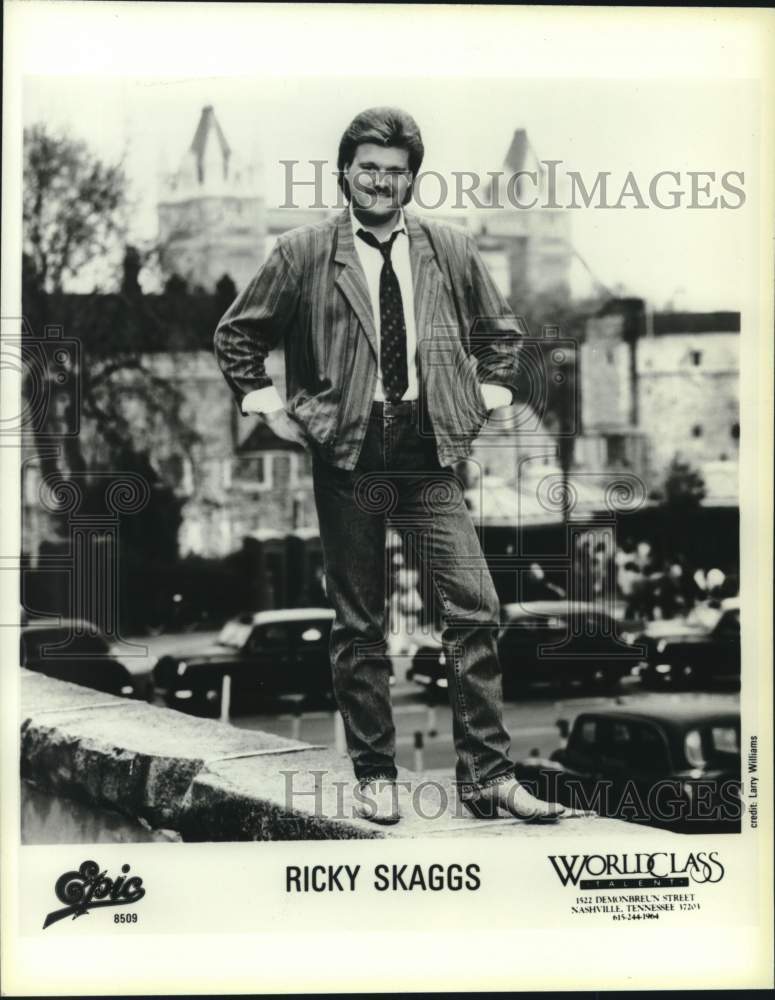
left=577, top=303, right=740, bottom=503
left=134, top=350, right=318, bottom=559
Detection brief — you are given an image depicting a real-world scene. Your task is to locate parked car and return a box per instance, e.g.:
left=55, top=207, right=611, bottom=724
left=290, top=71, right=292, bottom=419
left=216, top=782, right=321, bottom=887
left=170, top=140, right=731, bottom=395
left=153, top=608, right=338, bottom=715
left=514, top=704, right=742, bottom=833
left=20, top=618, right=154, bottom=700
left=407, top=601, right=644, bottom=699
left=637, top=598, right=740, bottom=690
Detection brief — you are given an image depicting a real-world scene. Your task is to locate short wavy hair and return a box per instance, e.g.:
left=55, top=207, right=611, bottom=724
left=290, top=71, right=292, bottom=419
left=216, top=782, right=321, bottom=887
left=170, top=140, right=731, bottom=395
left=337, top=106, right=425, bottom=202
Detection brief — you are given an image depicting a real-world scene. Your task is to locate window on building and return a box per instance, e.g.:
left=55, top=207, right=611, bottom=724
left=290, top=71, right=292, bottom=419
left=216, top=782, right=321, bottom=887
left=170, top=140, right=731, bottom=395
left=730, top=422, right=740, bottom=440
left=690, top=350, right=702, bottom=366
left=605, top=434, right=627, bottom=467
left=181, top=457, right=194, bottom=495
left=692, top=425, right=703, bottom=438
left=234, top=453, right=272, bottom=490
left=291, top=451, right=313, bottom=486
left=23, top=466, right=40, bottom=505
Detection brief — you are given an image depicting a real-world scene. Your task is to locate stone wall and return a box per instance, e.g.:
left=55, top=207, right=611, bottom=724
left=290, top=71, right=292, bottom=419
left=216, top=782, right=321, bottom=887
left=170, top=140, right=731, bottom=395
left=19, top=670, right=661, bottom=841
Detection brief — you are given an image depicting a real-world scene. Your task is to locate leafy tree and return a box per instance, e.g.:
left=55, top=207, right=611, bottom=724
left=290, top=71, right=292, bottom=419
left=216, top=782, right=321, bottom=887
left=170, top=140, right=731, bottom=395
left=21, top=126, right=195, bottom=584
left=23, top=124, right=128, bottom=293
left=21, top=125, right=205, bottom=475
left=661, top=454, right=707, bottom=509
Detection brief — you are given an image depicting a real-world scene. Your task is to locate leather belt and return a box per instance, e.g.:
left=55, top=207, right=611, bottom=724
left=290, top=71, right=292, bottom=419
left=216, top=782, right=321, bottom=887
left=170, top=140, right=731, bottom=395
left=369, top=398, right=419, bottom=416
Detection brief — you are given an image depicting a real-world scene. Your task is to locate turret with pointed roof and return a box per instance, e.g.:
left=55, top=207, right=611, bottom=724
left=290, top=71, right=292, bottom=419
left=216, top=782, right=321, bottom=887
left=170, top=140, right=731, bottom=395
left=157, top=105, right=265, bottom=292
left=471, top=127, right=571, bottom=298
left=189, top=105, right=231, bottom=184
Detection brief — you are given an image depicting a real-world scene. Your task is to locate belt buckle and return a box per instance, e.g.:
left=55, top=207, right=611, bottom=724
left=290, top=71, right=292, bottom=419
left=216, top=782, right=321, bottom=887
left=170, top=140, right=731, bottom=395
left=380, top=398, right=415, bottom=420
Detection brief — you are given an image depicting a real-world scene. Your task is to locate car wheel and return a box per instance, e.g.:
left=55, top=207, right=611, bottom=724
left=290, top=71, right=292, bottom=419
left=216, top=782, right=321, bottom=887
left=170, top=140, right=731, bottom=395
left=193, top=688, right=222, bottom=718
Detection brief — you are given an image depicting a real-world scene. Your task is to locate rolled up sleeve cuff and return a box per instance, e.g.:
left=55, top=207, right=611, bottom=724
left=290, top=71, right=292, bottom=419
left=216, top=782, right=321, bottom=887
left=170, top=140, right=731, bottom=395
left=241, top=385, right=285, bottom=415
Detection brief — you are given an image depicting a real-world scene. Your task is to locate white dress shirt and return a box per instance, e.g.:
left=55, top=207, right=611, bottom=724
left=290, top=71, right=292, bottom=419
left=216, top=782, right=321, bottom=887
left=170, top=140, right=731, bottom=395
left=240, top=209, right=512, bottom=415
left=349, top=204, right=418, bottom=402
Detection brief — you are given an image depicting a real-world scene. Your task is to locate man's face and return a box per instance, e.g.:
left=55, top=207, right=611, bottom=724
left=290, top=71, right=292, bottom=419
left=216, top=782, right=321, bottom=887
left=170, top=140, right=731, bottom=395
left=344, top=143, right=412, bottom=223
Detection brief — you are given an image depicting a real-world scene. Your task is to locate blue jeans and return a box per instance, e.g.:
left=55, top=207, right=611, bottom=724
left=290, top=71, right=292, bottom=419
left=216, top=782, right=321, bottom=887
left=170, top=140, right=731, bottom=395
left=311, top=398, right=514, bottom=801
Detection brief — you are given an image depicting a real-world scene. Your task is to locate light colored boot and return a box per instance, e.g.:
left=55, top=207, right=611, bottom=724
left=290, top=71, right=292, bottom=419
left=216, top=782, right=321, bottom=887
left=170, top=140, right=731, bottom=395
left=465, top=778, right=567, bottom=822
left=354, top=778, right=401, bottom=825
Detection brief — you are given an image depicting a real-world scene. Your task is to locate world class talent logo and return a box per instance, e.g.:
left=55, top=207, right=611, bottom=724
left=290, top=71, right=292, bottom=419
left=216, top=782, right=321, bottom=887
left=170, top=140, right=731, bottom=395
left=43, top=860, right=146, bottom=929
left=548, top=851, right=725, bottom=890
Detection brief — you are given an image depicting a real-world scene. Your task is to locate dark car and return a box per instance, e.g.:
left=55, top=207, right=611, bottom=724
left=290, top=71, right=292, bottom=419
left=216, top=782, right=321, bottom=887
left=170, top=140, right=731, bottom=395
left=21, top=618, right=154, bottom=700
left=407, top=601, right=644, bottom=699
left=514, top=704, right=742, bottom=833
left=153, top=608, right=337, bottom=715
left=638, top=599, right=740, bottom=690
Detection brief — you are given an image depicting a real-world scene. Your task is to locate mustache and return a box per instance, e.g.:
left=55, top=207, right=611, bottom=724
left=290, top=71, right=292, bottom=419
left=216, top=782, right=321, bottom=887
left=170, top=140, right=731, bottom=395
left=352, top=191, right=403, bottom=210
left=350, top=174, right=405, bottom=196
left=355, top=182, right=396, bottom=198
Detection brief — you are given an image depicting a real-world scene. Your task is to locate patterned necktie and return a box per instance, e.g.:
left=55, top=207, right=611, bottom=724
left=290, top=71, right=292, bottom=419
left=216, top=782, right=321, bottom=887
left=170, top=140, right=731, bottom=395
left=356, top=228, right=408, bottom=403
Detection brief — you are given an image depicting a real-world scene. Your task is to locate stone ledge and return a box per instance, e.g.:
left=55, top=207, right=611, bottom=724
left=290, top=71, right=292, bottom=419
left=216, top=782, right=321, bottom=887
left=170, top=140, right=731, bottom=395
left=19, top=670, right=677, bottom=841
left=183, top=751, right=661, bottom=840
left=21, top=671, right=311, bottom=830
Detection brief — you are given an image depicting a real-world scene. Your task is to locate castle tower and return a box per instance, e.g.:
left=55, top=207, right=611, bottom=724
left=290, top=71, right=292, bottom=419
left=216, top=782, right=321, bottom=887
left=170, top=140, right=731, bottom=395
left=472, top=128, right=572, bottom=300
left=157, top=105, right=266, bottom=292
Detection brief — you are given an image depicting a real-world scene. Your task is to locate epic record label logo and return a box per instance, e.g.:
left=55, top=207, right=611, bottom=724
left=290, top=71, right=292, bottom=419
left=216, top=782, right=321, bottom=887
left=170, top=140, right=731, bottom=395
left=43, top=860, right=146, bottom=929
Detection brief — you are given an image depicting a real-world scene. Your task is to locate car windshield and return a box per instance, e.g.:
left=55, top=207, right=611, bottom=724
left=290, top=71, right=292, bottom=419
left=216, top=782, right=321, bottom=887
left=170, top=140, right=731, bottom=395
left=572, top=717, right=671, bottom=771
left=248, top=624, right=290, bottom=651
left=217, top=621, right=252, bottom=649
left=22, top=629, right=109, bottom=659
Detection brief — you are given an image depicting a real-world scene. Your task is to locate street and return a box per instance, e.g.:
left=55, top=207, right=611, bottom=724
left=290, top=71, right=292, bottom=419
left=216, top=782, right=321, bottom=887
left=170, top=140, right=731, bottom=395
left=140, top=630, right=739, bottom=775
left=228, top=678, right=739, bottom=773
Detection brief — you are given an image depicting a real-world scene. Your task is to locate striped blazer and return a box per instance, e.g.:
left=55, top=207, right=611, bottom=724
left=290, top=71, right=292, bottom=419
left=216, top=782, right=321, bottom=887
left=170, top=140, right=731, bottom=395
left=214, top=206, right=522, bottom=469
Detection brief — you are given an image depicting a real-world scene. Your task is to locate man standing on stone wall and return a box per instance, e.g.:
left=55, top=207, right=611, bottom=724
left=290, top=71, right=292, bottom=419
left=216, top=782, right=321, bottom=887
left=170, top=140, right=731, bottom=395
left=214, top=107, right=566, bottom=825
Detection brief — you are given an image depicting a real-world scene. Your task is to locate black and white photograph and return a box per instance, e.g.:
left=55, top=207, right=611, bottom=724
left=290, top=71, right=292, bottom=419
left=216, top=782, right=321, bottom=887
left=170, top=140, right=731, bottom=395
left=2, top=3, right=772, bottom=994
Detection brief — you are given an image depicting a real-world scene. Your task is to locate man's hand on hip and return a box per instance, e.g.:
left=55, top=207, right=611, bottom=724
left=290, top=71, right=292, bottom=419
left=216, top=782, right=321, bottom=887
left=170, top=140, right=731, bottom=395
left=241, top=385, right=312, bottom=449
left=479, top=383, right=513, bottom=411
